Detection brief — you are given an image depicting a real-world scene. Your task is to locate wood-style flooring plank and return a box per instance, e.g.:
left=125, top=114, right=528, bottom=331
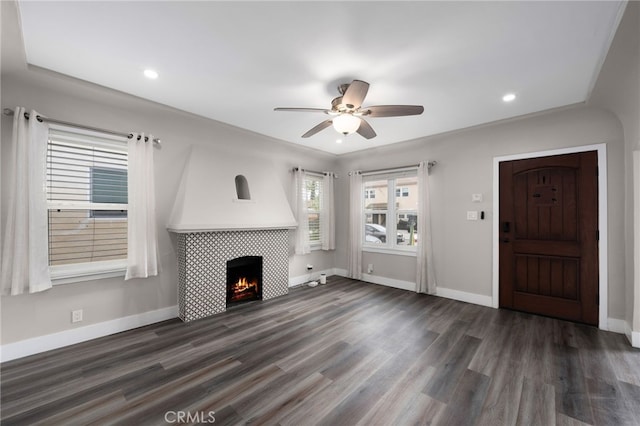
left=435, top=368, right=491, bottom=426
left=423, top=334, right=481, bottom=403
left=554, top=344, right=594, bottom=424
left=354, top=353, right=440, bottom=425
left=476, top=359, right=524, bottom=426
left=586, top=377, right=635, bottom=425
left=515, top=376, right=555, bottom=426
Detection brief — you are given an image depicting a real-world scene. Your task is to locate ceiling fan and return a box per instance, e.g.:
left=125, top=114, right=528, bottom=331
left=274, top=80, right=424, bottom=139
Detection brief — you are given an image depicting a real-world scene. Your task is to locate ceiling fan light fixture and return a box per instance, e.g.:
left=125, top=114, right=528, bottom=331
left=332, top=113, right=360, bottom=135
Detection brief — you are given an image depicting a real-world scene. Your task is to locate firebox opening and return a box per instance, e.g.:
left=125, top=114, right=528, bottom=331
left=226, top=256, right=263, bottom=306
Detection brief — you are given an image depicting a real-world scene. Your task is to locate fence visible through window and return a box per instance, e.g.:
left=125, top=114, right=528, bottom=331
left=46, top=130, right=128, bottom=266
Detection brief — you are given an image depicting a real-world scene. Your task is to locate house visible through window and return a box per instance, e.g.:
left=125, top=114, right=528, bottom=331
left=90, top=167, right=127, bottom=218
left=363, top=174, right=418, bottom=250
left=46, top=128, right=128, bottom=272
left=303, top=175, right=323, bottom=247
left=364, top=189, right=375, bottom=199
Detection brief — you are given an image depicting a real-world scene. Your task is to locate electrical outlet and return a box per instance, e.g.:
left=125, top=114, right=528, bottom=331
left=306, top=264, right=313, bottom=271
left=71, top=309, right=83, bottom=323
left=367, top=264, right=374, bottom=273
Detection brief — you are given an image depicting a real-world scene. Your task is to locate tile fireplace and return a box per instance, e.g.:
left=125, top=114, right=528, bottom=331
left=175, top=229, right=290, bottom=322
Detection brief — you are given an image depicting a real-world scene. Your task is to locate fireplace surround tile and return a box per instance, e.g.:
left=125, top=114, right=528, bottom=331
left=176, top=229, right=290, bottom=322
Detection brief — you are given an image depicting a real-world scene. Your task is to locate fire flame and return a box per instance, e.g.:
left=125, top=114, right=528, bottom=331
left=232, top=277, right=257, bottom=293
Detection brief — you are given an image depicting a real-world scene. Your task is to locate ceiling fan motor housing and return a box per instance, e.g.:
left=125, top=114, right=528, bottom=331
left=331, top=96, right=356, bottom=113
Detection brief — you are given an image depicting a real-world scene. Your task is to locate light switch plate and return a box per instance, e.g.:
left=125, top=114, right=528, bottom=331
left=472, top=193, right=483, bottom=202
left=467, top=211, right=478, bottom=220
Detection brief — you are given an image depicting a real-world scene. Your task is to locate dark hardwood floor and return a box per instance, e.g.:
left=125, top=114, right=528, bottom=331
left=2, top=276, right=639, bottom=425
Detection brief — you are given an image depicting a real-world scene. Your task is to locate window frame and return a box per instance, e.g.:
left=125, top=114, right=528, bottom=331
left=46, top=125, right=129, bottom=284
left=362, top=172, right=418, bottom=256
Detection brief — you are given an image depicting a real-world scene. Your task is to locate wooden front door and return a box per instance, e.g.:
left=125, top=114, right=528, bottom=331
left=499, top=151, right=599, bottom=325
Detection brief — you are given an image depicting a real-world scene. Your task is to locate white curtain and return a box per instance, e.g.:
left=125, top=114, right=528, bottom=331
left=347, top=171, right=363, bottom=280
left=125, top=133, right=160, bottom=280
left=416, top=161, right=437, bottom=294
left=321, top=173, right=336, bottom=251
left=293, top=169, right=310, bottom=255
left=1, top=108, right=52, bottom=295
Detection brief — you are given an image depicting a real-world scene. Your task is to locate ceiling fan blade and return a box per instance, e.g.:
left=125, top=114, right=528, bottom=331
left=356, top=118, right=376, bottom=139
left=302, top=119, right=333, bottom=138
left=274, top=107, right=329, bottom=113
left=361, top=105, right=424, bottom=117
left=342, top=80, right=369, bottom=110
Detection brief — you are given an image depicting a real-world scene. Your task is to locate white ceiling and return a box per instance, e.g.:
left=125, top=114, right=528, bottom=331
left=17, top=1, right=626, bottom=155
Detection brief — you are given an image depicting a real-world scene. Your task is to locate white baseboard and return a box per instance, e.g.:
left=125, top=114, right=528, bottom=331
left=624, top=320, right=640, bottom=348
left=435, top=286, right=493, bottom=307
left=603, top=318, right=639, bottom=348
left=361, top=273, right=416, bottom=291
left=333, top=268, right=348, bottom=277
left=338, top=270, right=493, bottom=307
left=0, top=305, right=178, bottom=363
left=289, top=268, right=337, bottom=287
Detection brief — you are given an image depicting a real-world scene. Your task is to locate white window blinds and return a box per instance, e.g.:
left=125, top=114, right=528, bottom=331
left=46, top=129, right=128, bottom=266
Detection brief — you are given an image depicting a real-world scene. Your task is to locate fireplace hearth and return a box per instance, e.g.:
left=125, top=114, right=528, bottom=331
left=227, top=256, right=262, bottom=305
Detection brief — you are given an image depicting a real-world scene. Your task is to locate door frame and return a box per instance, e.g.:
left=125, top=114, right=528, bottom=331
left=492, top=143, right=608, bottom=329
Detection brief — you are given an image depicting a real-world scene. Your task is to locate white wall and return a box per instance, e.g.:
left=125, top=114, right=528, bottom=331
left=336, top=105, right=627, bottom=319
left=0, top=0, right=337, bottom=344
left=589, top=1, right=640, bottom=334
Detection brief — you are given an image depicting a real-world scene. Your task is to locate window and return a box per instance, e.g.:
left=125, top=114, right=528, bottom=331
left=364, top=189, right=375, bottom=199
left=363, top=174, right=418, bottom=251
left=395, top=187, right=409, bottom=197
left=46, top=128, right=128, bottom=280
left=303, top=175, right=323, bottom=247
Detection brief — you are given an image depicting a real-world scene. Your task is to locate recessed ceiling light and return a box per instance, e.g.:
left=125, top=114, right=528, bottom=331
left=502, top=93, right=516, bottom=102
left=336, top=139, right=343, bottom=144
left=144, top=69, right=159, bottom=79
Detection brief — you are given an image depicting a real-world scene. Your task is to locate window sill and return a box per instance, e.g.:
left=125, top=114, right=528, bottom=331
left=362, top=246, right=417, bottom=257
left=50, top=260, right=127, bottom=285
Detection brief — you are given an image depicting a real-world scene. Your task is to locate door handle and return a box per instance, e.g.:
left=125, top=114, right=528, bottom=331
left=501, top=238, right=510, bottom=243
left=502, top=222, right=510, bottom=233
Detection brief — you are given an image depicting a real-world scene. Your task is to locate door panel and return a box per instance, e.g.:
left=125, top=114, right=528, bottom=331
left=499, top=151, right=598, bottom=325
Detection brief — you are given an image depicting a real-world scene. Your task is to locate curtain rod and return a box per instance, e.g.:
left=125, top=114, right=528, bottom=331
left=292, top=167, right=338, bottom=178
left=351, top=161, right=437, bottom=176
left=3, top=108, right=161, bottom=145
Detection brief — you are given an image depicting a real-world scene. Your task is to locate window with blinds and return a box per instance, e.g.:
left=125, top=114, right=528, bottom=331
left=46, top=129, right=128, bottom=267
left=303, top=175, right=323, bottom=246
